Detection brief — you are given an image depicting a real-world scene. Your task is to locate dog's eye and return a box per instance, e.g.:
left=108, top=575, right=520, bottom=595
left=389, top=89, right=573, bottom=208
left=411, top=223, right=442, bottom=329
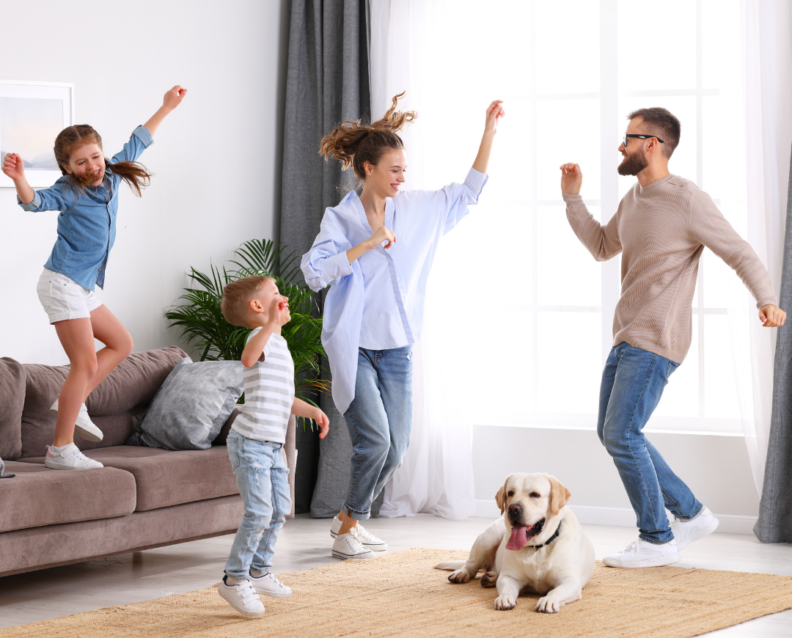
left=507, top=490, right=514, bottom=497
left=530, top=492, right=540, bottom=498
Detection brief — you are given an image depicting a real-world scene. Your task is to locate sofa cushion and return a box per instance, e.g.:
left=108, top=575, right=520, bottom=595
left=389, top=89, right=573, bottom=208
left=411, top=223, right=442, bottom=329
left=0, top=461, right=136, bottom=533
left=0, top=357, right=25, bottom=460
left=21, top=446, right=240, bottom=512
left=20, top=347, right=188, bottom=458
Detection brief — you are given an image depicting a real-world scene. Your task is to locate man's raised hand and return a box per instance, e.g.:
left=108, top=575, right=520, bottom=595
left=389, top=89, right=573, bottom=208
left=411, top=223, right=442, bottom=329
left=560, top=163, right=582, bottom=195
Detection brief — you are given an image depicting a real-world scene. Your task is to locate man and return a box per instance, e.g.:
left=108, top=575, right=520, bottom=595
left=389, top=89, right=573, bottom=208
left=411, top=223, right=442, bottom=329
left=560, top=108, right=786, bottom=568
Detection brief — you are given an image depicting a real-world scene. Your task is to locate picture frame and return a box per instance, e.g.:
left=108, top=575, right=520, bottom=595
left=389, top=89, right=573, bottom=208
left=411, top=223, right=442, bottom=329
left=0, top=81, right=74, bottom=188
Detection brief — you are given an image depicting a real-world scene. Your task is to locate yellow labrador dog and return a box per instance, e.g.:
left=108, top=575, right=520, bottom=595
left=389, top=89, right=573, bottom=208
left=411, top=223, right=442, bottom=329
left=436, top=473, right=594, bottom=613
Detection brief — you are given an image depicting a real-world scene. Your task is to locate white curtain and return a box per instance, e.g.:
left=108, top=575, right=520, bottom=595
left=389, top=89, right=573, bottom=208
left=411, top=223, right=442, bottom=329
left=729, top=0, right=792, bottom=493
left=370, top=0, right=476, bottom=519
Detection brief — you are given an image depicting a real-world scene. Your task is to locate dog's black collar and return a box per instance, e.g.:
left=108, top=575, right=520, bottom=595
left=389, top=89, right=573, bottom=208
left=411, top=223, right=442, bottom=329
left=527, top=521, right=561, bottom=550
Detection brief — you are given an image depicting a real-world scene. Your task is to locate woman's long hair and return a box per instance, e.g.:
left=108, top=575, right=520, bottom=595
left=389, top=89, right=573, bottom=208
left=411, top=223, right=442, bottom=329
left=319, top=92, right=417, bottom=181
left=54, top=124, right=152, bottom=196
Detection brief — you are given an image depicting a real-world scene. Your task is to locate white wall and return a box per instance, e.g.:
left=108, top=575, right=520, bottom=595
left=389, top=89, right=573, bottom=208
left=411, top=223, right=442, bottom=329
left=0, top=0, right=289, bottom=365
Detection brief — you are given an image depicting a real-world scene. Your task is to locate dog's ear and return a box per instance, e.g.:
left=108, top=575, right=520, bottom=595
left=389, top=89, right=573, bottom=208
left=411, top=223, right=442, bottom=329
left=495, top=478, right=510, bottom=515
left=547, top=474, right=571, bottom=516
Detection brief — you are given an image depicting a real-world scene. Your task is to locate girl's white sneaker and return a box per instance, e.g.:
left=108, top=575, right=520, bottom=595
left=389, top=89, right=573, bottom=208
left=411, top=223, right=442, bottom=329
left=329, top=517, right=388, bottom=551
left=249, top=572, right=292, bottom=598
left=50, top=400, right=104, bottom=442
left=332, top=527, right=375, bottom=560
left=44, top=443, right=103, bottom=471
left=218, top=577, right=265, bottom=617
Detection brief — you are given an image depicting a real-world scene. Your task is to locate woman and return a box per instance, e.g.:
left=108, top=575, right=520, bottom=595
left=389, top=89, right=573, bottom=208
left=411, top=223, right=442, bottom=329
left=302, top=93, right=504, bottom=559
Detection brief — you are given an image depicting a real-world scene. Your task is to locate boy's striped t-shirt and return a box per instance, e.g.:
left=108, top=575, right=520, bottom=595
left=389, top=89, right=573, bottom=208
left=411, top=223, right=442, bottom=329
left=232, top=329, right=294, bottom=443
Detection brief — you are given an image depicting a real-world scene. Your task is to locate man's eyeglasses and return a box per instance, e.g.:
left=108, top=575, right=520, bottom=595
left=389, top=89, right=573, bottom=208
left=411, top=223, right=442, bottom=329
left=624, top=134, right=664, bottom=147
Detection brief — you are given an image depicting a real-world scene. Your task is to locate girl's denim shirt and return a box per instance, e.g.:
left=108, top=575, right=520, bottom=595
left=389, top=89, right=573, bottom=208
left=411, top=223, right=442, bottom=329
left=18, top=125, right=153, bottom=291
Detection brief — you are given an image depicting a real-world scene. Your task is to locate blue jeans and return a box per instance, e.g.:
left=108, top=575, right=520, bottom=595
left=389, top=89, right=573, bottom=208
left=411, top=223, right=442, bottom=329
left=342, top=346, right=413, bottom=521
left=224, top=430, right=291, bottom=580
left=598, top=343, right=703, bottom=544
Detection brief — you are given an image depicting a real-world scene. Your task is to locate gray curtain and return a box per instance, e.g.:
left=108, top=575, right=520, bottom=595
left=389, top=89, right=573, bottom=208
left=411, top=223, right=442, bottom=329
left=755, top=145, right=792, bottom=543
left=279, top=0, right=371, bottom=516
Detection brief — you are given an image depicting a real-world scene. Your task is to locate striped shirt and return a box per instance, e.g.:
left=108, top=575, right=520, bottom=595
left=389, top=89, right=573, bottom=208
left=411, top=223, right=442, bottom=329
left=232, top=329, right=295, bottom=443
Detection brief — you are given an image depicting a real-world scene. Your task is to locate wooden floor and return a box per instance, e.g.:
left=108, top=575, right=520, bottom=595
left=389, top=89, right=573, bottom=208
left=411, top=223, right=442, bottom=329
left=1, top=515, right=791, bottom=636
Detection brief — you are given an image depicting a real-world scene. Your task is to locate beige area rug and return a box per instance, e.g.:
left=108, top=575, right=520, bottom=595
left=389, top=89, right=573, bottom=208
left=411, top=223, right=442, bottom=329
left=3, top=548, right=792, bottom=638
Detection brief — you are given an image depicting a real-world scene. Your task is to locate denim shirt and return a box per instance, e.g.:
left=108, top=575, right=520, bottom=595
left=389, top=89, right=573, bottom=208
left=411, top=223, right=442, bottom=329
left=18, top=125, right=154, bottom=291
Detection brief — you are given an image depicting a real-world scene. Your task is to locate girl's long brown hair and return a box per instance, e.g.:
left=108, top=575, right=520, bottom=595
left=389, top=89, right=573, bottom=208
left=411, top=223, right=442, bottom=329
left=319, top=92, right=417, bottom=181
left=54, top=124, right=152, bottom=196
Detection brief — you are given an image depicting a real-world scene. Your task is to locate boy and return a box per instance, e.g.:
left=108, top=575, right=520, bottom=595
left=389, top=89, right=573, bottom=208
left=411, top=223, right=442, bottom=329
left=218, top=275, right=330, bottom=617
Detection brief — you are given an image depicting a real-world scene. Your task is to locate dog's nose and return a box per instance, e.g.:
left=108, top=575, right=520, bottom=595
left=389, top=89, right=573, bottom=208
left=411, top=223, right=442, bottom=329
left=508, top=503, right=522, bottom=516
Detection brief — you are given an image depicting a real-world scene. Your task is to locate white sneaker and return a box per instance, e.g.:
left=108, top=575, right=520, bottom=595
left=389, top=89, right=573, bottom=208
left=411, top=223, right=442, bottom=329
left=250, top=572, right=292, bottom=598
left=603, top=538, right=680, bottom=568
left=330, top=516, right=388, bottom=551
left=44, top=443, right=104, bottom=471
left=672, top=507, right=719, bottom=550
left=332, top=527, right=375, bottom=560
left=218, top=577, right=264, bottom=617
left=50, top=400, right=104, bottom=442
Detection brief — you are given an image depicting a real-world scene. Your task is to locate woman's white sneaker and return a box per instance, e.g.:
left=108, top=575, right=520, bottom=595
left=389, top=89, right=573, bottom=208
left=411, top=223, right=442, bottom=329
left=332, top=527, right=375, bottom=560
left=603, top=538, right=680, bottom=568
left=218, top=577, right=264, bottom=617
left=330, top=517, right=388, bottom=551
left=249, top=572, right=292, bottom=598
left=50, top=400, right=104, bottom=442
left=672, top=507, right=719, bottom=550
left=44, top=443, right=104, bottom=471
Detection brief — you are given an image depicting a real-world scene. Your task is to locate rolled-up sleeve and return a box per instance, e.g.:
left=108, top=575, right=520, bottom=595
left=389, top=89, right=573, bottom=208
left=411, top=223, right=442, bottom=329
left=301, top=212, right=354, bottom=291
left=440, top=167, right=489, bottom=234
left=111, top=125, right=154, bottom=164
left=18, top=186, right=66, bottom=212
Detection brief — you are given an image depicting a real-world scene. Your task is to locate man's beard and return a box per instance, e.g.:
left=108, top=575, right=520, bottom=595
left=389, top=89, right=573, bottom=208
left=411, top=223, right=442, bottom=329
left=617, top=150, right=648, bottom=176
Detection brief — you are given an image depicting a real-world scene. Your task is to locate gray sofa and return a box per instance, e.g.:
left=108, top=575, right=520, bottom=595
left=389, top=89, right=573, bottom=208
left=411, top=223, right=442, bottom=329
left=0, top=346, right=296, bottom=578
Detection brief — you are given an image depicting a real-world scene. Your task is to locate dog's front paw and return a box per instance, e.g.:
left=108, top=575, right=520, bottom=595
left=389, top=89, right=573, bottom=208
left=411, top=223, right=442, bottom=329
left=536, top=596, right=561, bottom=614
left=494, top=595, right=516, bottom=611
left=448, top=569, right=470, bottom=584
left=480, top=571, right=498, bottom=588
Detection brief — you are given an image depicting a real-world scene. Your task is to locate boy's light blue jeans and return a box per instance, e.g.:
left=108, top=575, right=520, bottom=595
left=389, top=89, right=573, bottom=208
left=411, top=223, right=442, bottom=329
left=598, top=342, right=703, bottom=544
left=224, top=430, right=291, bottom=580
left=342, top=345, right=413, bottom=521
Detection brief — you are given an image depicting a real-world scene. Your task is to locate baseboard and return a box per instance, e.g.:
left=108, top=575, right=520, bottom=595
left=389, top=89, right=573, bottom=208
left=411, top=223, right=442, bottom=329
left=474, top=500, right=758, bottom=536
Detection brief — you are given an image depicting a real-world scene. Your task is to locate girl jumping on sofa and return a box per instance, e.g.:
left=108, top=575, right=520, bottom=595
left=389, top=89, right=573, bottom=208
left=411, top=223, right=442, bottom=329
left=301, top=93, right=504, bottom=559
left=1, top=86, right=187, bottom=471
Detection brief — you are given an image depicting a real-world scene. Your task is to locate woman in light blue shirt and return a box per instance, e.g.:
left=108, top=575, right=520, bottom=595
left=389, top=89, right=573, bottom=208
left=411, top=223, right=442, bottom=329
left=302, top=94, right=504, bottom=559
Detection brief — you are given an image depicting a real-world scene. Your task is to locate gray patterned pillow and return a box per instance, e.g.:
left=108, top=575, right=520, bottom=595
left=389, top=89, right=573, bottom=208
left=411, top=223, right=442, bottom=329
left=126, top=358, right=244, bottom=450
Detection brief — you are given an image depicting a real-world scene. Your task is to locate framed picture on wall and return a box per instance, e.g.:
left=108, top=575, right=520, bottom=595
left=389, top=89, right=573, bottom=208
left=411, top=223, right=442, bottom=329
left=0, top=81, right=74, bottom=188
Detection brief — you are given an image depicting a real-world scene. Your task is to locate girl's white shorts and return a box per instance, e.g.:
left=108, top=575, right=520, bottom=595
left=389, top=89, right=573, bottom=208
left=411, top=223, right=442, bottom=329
left=36, top=269, right=102, bottom=324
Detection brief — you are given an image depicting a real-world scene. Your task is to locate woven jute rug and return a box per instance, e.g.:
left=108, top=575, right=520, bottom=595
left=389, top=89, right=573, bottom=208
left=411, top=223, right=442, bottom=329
left=2, top=548, right=792, bottom=638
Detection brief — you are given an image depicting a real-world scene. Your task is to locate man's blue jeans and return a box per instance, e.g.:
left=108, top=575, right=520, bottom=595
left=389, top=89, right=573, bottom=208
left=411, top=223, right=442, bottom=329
left=224, top=430, right=291, bottom=580
left=342, top=345, right=413, bottom=521
left=598, top=342, right=703, bottom=544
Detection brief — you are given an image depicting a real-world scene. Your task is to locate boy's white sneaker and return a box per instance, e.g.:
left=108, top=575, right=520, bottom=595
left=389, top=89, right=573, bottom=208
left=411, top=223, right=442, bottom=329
left=329, top=516, right=388, bottom=551
left=672, top=507, right=719, bottom=550
left=332, top=527, right=375, bottom=560
left=50, top=400, right=104, bottom=442
left=218, top=577, right=265, bottom=617
left=44, top=443, right=104, bottom=471
left=249, top=572, right=292, bottom=598
left=603, top=538, right=680, bottom=568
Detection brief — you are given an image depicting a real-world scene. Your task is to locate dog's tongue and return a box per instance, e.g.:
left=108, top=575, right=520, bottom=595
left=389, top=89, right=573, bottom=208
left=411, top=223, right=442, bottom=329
left=506, top=524, right=528, bottom=550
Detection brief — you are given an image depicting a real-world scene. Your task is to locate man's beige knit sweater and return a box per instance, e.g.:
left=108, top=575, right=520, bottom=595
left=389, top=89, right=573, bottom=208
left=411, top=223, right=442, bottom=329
left=563, top=173, right=777, bottom=364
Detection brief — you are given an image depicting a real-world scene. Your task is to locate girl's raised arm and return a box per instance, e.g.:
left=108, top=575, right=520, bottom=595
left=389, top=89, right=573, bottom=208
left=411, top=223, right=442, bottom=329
left=2, top=153, right=35, bottom=204
left=144, top=85, right=188, bottom=136
left=472, top=100, right=505, bottom=175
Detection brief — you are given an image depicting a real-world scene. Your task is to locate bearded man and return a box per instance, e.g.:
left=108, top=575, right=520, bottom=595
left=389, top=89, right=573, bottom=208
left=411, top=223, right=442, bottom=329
left=559, top=108, right=786, bottom=568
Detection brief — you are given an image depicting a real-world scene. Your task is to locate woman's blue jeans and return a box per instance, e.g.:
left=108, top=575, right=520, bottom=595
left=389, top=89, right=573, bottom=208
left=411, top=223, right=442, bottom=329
left=598, top=342, right=703, bottom=544
left=342, top=345, right=413, bottom=521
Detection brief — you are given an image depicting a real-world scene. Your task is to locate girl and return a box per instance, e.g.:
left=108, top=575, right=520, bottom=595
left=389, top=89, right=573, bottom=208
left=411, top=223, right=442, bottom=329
left=302, top=93, right=504, bottom=559
left=2, top=85, right=187, bottom=470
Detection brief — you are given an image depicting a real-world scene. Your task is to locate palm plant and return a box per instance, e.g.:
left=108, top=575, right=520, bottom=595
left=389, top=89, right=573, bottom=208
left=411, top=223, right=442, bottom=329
left=165, top=239, right=329, bottom=425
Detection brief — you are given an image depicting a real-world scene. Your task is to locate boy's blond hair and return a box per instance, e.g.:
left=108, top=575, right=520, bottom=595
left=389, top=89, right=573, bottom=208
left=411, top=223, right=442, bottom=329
left=221, top=275, right=273, bottom=327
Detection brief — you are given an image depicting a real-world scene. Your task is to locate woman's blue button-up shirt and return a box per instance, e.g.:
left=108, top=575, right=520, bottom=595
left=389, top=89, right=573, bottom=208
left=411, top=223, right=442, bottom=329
left=301, top=167, right=487, bottom=414
left=18, top=125, right=154, bottom=291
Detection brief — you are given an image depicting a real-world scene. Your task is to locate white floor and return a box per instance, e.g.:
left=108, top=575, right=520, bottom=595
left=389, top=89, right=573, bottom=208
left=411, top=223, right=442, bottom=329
left=1, top=515, right=791, bottom=636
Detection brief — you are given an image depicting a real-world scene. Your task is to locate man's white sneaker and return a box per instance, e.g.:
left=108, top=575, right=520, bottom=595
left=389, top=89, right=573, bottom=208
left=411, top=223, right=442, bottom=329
left=672, top=507, right=719, bottom=550
left=603, top=538, right=680, bottom=568
left=50, top=400, right=104, bottom=442
left=218, top=577, right=264, bottom=617
left=44, top=443, right=104, bottom=471
left=250, top=572, right=292, bottom=598
left=332, top=527, right=375, bottom=560
left=329, top=516, right=388, bottom=551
